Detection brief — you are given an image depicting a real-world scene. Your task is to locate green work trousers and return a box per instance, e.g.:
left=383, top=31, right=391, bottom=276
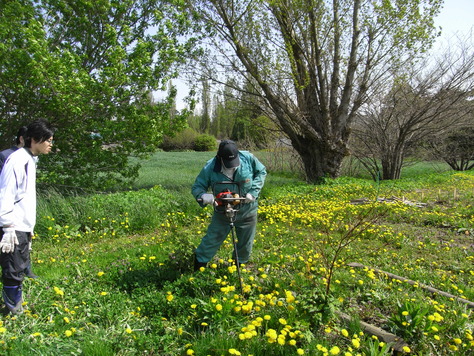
left=195, top=204, right=257, bottom=264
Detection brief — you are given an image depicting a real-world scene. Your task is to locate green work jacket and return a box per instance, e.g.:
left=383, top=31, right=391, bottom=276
left=191, top=151, right=267, bottom=211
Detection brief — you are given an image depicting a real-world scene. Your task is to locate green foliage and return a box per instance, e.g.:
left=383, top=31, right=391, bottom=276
left=0, top=0, right=199, bottom=190
left=193, top=134, right=217, bottom=151
left=36, top=185, right=177, bottom=238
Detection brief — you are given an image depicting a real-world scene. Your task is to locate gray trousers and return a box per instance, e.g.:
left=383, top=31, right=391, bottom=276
left=0, top=230, right=30, bottom=286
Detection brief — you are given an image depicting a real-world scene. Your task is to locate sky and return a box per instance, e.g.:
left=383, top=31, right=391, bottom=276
left=434, top=0, right=473, bottom=42
left=168, top=0, right=474, bottom=110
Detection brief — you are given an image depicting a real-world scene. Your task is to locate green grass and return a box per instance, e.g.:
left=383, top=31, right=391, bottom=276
left=133, top=151, right=215, bottom=191
left=5, top=152, right=473, bottom=355
left=133, top=150, right=305, bottom=197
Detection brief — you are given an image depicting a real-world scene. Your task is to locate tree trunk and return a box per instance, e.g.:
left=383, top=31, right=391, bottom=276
left=381, top=149, right=404, bottom=180
left=292, top=137, right=346, bottom=182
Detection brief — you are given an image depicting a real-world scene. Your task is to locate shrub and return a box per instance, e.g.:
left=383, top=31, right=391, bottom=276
left=193, top=134, right=217, bottom=151
left=161, top=127, right=199, bottom=151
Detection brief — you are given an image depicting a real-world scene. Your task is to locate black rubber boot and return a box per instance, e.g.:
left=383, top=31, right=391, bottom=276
left=193, top=255, right=207, bottom=271
left=2, top=285, right=23, bottom=315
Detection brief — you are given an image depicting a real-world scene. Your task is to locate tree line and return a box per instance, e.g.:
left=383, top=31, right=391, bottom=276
left=1, top=0, right=472, bottom=190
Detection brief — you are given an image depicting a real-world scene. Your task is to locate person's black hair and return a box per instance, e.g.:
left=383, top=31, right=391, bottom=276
left=15, top=126, right=27, bottom=145
left=24, top=119, right=55, bottom=148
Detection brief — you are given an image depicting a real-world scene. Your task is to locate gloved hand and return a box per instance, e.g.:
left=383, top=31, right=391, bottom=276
left=201, top=193, right=215, bottom=205
left=244, top=193, right=255, bottom=203
left=1, top=228, right=19, bottom=254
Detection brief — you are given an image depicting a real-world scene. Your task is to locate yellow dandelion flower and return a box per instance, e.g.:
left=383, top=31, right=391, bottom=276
left=297, top=349, right=305, bottom=355
left=64, top=330, right=72, bottom=337
left=215, top=304, right=223, bottom=311
left=341, top=329, right=349, bottom=337
left=402, top=346, right=411, bottom=353
left=97, top=271, right=105, bottom=277
left=330, top=346, right=341, bottom=355
left=100, top=292, right=107, bottom=296
left=54, top=287, right=64, bottom=296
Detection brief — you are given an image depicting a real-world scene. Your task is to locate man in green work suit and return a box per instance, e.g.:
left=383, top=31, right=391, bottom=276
left=191, top=140, right=267, bottom=271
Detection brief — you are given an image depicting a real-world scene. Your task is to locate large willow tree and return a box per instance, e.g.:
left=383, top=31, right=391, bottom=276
left=0, top=0, right=198, bottom=190
left=189, top=0, right=442, bottom=182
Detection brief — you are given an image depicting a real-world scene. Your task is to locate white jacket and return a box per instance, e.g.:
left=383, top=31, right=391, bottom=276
left=0, top=148, right=37, bottom=232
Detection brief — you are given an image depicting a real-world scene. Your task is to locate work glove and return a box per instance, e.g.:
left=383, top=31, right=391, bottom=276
left=201, top=193, right=215, bottom=205
left=244, top=193, right=255, bottom=204
left=0, top=228, right=19, bottom=254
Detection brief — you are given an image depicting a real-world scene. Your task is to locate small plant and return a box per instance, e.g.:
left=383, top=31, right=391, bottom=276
left=360, top=337, right=394, bottom=356
left=387, top=300, right=435, bottom=341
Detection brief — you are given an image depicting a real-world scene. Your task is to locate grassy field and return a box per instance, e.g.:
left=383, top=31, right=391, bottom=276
left=2, top=151, right=473, bottom=355
left=132, top=150, right=305, bottom=193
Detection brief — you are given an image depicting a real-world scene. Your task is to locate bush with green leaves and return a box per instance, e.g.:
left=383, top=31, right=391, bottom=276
left=193, top=134, right=217, bottom=151
left=160, top=128, right=199, bottom=151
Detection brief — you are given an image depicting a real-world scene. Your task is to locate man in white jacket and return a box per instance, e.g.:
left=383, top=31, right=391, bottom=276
left=0, top=126, right=38, bottom=279
left=0, top=119, right=55, bottom=314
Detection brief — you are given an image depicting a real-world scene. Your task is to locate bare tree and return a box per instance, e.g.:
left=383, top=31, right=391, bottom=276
left=426, top=125, right=474, bottom=171
left=351, top=36, right=474, bottom=180
left=187, top=0, right=441, bottom=182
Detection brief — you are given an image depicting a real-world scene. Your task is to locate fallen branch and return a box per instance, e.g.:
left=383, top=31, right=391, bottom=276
left=336, top=311, right=409, bottom=354
left=348, top=262, right=474, bottom=309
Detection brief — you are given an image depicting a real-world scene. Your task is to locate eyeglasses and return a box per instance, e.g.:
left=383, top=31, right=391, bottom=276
left=45, top=139, right=54, bottom=145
